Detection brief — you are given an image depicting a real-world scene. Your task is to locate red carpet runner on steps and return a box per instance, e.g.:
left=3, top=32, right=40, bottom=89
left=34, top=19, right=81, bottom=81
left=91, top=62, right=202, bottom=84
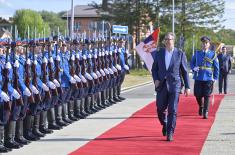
left=70, top=94, right=224, bottom=155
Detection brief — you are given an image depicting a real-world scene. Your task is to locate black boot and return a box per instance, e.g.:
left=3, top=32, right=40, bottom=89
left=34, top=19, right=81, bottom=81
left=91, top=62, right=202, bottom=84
left=15, top=119, right=30, bottom=145
left=39, top=111, right=53, bottom=134
left=33, top=114, right=45, bottom=137
left=47, top=108, right=62, bottom=130
left=84, top=97, right=92, bottom=114
left=68, top=101, right=78, bottom=121
left=79, top=98, right=88, bottom=118
left=5, top=121, right=23, bottom=149
left=0, top=125, right=11, bottom=152
left=74, top=99, right=82, bottom=118
left=196, top=97, right=203, bottom=116
left=108, top=88, right=116, bottom=104
left=203, top=97, right=210, bottom=119
left=113, top=87, right=122, bottom=102
left=24, top=115, right=40, bottom=141
left=62, top=103, right=75, bottom=123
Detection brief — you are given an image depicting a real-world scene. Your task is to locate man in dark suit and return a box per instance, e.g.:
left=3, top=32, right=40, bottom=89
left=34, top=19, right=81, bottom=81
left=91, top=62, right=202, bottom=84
left=218, top=46, right=232, bottom=94
left=151, top=32, right=190, bottom=142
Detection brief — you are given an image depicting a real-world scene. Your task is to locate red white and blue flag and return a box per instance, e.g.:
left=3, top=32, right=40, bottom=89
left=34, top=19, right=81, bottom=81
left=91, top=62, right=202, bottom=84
left=136, top=27, right=160, bottom=72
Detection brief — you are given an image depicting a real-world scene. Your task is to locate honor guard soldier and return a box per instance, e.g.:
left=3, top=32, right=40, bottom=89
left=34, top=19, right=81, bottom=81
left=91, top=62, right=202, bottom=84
left=190, top=36, right=219, bottom=119
left=0, top=45, right=12, bottom=152
left=117, top=37, right=129, bottom=100
left=217, top=46, right=232, bottom=94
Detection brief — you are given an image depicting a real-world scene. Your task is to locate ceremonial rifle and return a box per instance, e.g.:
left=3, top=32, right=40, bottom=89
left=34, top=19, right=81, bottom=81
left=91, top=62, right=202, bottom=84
left=31, top=42, right=42, bottom=103
left=2, top=45, right=12, bottom=110
left=47, top=42, right=59, bottom=96
left=41, top=42, right=52, bottom=101
left=11, top=42, right=23, bottom=106
left=24, top=43, right=35, bottom=104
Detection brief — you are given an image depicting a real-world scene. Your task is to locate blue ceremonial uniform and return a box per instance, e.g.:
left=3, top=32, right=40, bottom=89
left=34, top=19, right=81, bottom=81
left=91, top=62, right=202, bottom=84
left=190, top=50, right=219, bottom=97
left=190, top=36, right=220, bottom=119
left=191, top=50, right=219, bottom=81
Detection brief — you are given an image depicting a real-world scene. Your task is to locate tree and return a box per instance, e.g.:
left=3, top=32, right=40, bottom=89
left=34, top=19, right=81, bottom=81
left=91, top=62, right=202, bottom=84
left=39, top=11, right=66, bottom=36
left=13, top=9, right=50, bottom=39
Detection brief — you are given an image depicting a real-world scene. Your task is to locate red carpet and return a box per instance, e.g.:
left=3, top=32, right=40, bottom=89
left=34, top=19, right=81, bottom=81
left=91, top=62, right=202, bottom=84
left=70, top=95, right=224, bottom=155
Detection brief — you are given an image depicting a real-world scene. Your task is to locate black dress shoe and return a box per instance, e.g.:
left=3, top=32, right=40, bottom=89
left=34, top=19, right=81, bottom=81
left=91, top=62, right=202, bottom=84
left=56, top=120, right=69, bottom=127
left=162, top=125, right=167, bottom=136
left=63, top=118, right=73, bottom=124
left=68, top=116, right=78, bottom=121
left=4, top=140, right=22, bottom=149
left=108, top=99, right=116, bottom=104
left=198, top=107, right=203, bottom=116
left=167, top=134, right=173, bottom=142
left=0, top=145, right=11, bottom=153
left=48, top=124, right=62, bottom=130
left=33, top=130, right=46, bottom=137
left=203, top=111, right=208, bottom=119
left=24, top=131, right=40, bottom=141
left=113, top=97, right=122, bottom=102
left=39, top=127, right=53, bottom=134
left=15, top=137, right=31, bottom=145
left=118, top=96, right=126, bottom=100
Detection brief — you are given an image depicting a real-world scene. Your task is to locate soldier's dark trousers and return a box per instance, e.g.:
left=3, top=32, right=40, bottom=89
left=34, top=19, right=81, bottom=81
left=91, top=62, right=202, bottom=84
left=0, top=125, right=11, bottom=152
left=15, top=119, right=30, bottom=145
left=24, top=115, right=40, bottom=141
left=32, top=114, right=45, bottom=137
left=39, top=110, right=53, bottom=134
left=5, top=120, right=22, bottom=149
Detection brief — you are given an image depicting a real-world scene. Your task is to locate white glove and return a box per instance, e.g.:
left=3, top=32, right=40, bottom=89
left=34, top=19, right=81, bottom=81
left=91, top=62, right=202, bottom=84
left=96, top=71, right=101, bottom=78
left=0, top=91, right=10, bottom=102
left=23, top=87, right=31, bottom=97
left=80, top=75, right=87, bottom=83
left=193, top=66, right=199, bottom=72
left=104, top=68, right=109, bottom=74
left=48, top=81, right=56, bottom=89
left=100, top=69, right=106, bottom=76
left=49, top=57, right=54, bottom=63
left=31, top=85, right=39, bottom=94
left=124, top=64, right=129, bottom=70
left=108, top=68, right=114, bottom=74
left=91, top=72, right=98, bottom=79
left=112, top=66, right=118, bottom=72
left=70, top=77, right=76, bottom=84
left=85, top=73, right=93, bottom=80
left=53, top=79, right=60, bottom=87
left=43, top=57, right=48, bottom=64
left=12, top=89, right=21, bottom=99
left=42, top=83, right=49, bottom=91
left=5, top=62, right=12, bottom=69
left=74, top=75, right=81, bottom=82
left=14, top=60, right=20, bottom=68
left=116, top=64, right=122, bottom=71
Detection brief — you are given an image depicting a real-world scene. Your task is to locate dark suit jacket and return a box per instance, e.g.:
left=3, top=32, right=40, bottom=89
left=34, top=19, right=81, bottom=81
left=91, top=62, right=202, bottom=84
left=151, top=47, right=190, bottom=93
left=217, top=53, right=232, bottom=73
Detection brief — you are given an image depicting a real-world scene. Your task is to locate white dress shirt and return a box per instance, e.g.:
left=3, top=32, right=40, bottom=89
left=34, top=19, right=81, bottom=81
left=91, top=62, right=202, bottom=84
left=165, top=48, right=174, bottom=70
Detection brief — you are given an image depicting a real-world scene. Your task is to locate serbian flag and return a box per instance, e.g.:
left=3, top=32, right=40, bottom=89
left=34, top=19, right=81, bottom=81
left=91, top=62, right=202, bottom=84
left=136, top=27, right=160, bottom=72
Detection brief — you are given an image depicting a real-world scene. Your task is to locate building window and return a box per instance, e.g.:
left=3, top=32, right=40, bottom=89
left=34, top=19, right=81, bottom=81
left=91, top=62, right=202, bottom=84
left=74, top=22, right=81, bottom=31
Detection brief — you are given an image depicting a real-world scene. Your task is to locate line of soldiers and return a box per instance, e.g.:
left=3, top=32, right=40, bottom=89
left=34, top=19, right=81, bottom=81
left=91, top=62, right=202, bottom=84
left=0, top=36, right=130, bottom=152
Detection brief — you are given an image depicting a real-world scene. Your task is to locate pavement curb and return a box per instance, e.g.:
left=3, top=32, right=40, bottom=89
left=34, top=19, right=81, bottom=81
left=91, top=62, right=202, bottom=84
left=121, top=81, right=152, bottom=91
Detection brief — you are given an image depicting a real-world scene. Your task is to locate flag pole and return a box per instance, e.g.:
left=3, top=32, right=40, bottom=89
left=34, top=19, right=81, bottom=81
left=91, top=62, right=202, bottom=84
left=172, top=0, right=175, bottom=34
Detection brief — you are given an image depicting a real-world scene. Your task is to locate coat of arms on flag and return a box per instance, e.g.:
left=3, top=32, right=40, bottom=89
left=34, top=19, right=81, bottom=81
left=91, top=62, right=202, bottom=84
left=135, top=27, right=160, bottom=72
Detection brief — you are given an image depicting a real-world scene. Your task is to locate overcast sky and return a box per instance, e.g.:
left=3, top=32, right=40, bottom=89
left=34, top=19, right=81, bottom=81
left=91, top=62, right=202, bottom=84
left=0, top=0, right=234, bottom=30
